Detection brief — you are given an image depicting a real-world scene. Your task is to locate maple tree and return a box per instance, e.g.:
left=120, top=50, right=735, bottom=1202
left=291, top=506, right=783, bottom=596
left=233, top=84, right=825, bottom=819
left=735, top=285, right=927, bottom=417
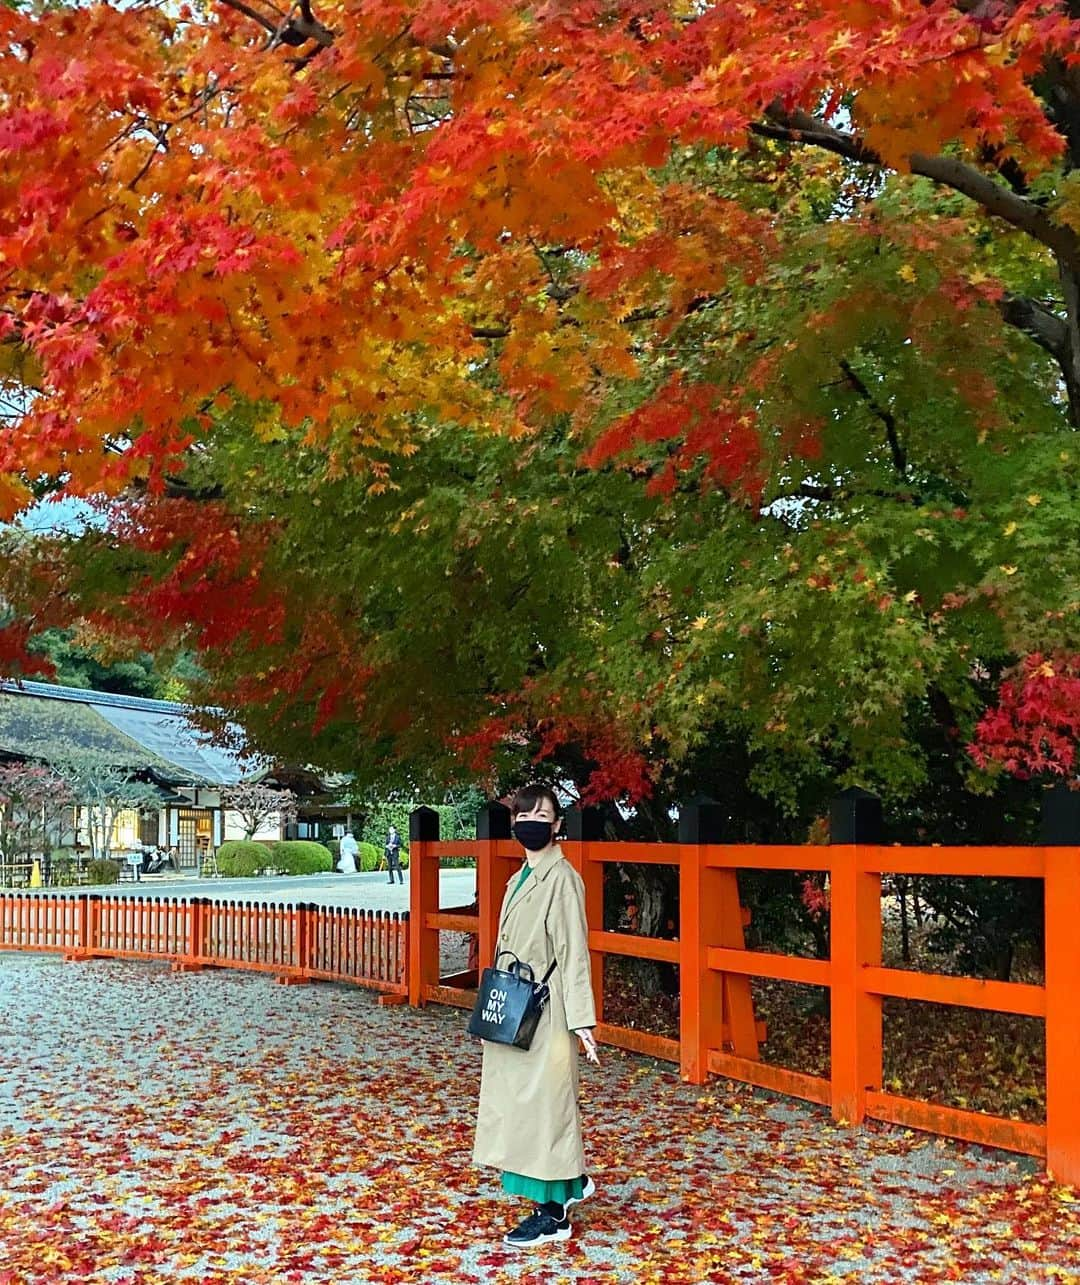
left=2, top=0, right=1080, bottom=803
left=970, top=649, right=1080, bottom=776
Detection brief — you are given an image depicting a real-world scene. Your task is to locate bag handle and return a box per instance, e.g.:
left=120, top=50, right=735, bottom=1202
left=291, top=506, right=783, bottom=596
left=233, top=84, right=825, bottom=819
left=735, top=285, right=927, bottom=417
left=494, top=950, right=557, bottom=986
left=494, top=949, right=524, bottom=974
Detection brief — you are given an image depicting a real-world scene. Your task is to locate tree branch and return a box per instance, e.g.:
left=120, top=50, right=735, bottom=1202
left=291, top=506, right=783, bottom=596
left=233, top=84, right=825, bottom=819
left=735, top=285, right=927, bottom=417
left=1039, top=55, right=1080, bottom=170
left=218, top=0, right=278, bottom=36
left=998, top=292, right=1069, bottom=363
left=913, top=152, right=1080, bottom=269
left=469, top=290, right=718, bottom=340
left=837, top=357, right=906, bottom=479
left=768, top=483, right=923, bottom=507
left=753, top=106, right=1080, bottom=273
left=218, top=0, right=333, bottom=52
left=979, top=143, right=1030, bottom=198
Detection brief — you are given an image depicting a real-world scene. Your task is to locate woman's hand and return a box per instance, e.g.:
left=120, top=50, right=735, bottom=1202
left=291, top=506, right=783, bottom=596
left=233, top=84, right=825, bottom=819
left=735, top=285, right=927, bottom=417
left=576, top=1029, right=600, bottom=1065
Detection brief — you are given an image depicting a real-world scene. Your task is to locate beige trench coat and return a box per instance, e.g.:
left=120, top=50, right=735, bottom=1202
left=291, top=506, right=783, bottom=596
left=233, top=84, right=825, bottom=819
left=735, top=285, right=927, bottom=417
left=472, top=843, right=596, bottom=1181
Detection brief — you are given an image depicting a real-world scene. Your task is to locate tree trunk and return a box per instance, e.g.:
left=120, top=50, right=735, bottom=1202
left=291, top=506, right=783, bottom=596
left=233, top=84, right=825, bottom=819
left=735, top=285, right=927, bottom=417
left=572, top=779, right=678, bottom=1000
left=1060, top=266, right=1080, bottom=428
left=897, top=874, right=911, bottom=964
left=619, top=862, right=668, bottom=997
left=992, top=941, right=1014, bottom=983
left=809, top=912, right=829, bottom=962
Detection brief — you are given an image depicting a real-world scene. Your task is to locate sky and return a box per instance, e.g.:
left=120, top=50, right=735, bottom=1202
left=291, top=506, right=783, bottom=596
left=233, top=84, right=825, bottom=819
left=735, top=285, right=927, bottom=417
left=11, top=496, right=103, bottom=537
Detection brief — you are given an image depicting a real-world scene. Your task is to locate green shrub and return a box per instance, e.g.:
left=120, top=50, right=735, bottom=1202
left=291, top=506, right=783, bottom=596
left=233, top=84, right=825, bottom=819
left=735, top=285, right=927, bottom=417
left=325, top=838, right=341, bottom=865
left=86, top=858, right=121, bottom=885
left=271, top=840, right=333, bottom=875
left=214, top=840, right=266, bottom=878
left=49, top=851, right=80, bottom=888
left=358, top=841, right=380, bottom=872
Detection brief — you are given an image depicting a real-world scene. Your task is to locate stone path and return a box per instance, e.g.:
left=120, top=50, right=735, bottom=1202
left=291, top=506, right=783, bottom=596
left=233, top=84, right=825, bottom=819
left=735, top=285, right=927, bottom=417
left=1, top=953, right=1077, bottom=1284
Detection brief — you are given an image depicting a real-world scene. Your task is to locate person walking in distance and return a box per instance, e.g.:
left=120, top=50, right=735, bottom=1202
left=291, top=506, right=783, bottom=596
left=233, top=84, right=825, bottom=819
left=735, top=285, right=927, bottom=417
left=385, top=825, right=404, bottom=885
left=473, top=784, right=599, bottom=1248
left=338, top=830, right=359, bottom=874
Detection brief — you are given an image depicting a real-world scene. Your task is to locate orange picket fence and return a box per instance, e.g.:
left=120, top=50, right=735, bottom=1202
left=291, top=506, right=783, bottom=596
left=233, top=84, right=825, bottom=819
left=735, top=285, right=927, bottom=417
left=0, top=894, right=408, bottom=997
left=408, top=793, right=1080, bottom=1187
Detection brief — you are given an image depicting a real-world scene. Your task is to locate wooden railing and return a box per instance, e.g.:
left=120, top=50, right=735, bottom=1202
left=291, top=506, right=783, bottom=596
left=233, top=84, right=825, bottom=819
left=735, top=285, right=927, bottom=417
left=0, top=894, right=408, bottom=997
left=408, top=794, right=1080, bottom=1186
left=4, top=793, right=1077, bottom=1187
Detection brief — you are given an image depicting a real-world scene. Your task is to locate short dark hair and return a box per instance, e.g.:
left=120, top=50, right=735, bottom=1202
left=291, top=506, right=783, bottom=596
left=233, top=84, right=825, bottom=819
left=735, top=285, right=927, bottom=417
left=510, top=784, right=562, bottom=818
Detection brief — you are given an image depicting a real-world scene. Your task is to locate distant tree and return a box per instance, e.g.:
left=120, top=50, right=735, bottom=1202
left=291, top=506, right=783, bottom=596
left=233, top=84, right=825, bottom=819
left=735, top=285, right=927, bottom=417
left=53, top=751, right=161, bottom=864
left=27, top=626, right=203, bottom=702
left=30, top=628, right=161, bottom=697
left=220, top=781, right=297, bottom=840
left=438, top=786, right=491, bottom=841
left=0, top=762, right=74, bottom=863
left=358, top=786, right=487, bottom=867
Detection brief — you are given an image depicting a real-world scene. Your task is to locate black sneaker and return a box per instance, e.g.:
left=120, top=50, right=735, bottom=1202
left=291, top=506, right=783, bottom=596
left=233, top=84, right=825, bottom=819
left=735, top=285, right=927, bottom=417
left=563, top=1174, right=596, bottom=1212
left=503, top=1206, right=572, bottom=1248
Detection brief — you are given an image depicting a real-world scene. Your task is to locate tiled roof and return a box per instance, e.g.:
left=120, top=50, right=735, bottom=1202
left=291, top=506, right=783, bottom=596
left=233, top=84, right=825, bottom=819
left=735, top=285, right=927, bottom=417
left=0, top=679, right=256, bottom=786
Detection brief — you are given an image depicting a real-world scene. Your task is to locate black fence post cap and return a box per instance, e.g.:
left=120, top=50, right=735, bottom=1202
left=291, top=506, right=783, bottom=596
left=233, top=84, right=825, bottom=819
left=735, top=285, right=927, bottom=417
left=830, top=787, right=883, bottom=844
left=409, top=806, right=440, bottom=843
left=1041, top=783, right=1080, bottom=845
left=476, top=801, right=512, bottom=840
left=563, top=807, right=606, bottom=842
left=678, top=796, right=731, bottom=844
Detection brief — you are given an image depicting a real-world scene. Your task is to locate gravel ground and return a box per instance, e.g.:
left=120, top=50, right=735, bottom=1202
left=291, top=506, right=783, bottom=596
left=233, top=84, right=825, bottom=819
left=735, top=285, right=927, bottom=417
left=0, top=953, right=1076, bottom=1285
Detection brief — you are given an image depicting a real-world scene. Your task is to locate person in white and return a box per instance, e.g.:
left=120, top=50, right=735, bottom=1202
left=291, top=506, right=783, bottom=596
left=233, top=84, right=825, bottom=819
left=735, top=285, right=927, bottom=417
left=338, top=831, right=359, bottom=874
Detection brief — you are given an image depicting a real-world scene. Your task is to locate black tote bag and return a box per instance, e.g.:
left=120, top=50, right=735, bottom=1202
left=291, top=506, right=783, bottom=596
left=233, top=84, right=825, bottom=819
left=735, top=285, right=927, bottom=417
left=468, top=951, right=557, bottom=1050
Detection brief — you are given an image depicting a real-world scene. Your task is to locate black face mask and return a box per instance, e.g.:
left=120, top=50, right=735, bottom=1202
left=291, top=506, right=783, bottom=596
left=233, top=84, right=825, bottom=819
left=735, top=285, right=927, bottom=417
left=512, top=820, right=555, bottom=852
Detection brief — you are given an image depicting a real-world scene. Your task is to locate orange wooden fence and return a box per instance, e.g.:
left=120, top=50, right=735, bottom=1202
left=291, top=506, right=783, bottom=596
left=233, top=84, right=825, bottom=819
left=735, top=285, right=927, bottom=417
left=0, top=894, right=408, bottom=996
left=408, top=793, right=1080, bottom=1187
left=3, top=791, right=1077, bottom=1187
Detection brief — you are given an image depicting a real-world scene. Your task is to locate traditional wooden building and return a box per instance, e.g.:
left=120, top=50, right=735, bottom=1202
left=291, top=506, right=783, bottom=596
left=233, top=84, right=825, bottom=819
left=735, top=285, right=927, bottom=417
left=0, top=679, right=350, bottom=872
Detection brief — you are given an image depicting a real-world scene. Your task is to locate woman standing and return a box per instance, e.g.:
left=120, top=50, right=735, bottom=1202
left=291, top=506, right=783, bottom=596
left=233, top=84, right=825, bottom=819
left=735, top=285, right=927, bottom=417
left=473, top=784, right=600, bottom=1248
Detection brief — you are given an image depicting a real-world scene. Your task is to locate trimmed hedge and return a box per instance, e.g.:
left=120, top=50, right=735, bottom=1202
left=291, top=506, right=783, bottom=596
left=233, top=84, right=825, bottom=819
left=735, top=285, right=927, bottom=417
left=50, top=851, right=81, bottom=888
left=211, top=839, right=334, bottom=877
left=86, top=858, right=121, bottom=885
left=213, top=840, right=265, bottom=878
left=358, top=841, right=380, bottom=872
left=271, top=840, right=333, bottom=875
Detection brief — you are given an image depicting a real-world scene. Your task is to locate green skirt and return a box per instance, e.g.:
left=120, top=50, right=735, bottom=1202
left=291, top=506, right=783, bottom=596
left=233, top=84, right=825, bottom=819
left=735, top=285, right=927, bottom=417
left=502, top=1171, right=585, bottom=1205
